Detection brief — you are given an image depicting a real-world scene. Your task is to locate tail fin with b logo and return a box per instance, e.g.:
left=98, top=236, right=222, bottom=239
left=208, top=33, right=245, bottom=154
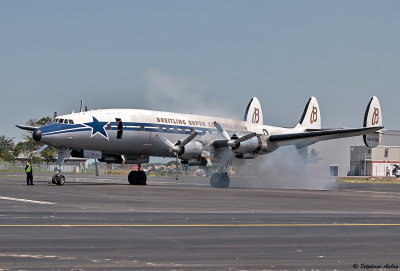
left=363, top=96, right=382, bottom=147
left=295, top=97, right=321, bottom=130
left=244, top=97, right=263, bottom=125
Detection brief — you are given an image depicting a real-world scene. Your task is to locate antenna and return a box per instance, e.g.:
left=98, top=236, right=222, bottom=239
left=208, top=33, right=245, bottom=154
left=80, top=100, right=83, bottom=112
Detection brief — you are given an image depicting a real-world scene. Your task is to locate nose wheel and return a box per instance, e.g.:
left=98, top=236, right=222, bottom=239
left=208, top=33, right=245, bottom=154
left=51, top=174, right=65, bottom=185
left=128, top=171, right=147, bottom=185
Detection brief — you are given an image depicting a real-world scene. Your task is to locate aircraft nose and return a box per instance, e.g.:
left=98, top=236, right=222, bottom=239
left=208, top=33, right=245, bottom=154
left=33, top=129, right=42, bottom=142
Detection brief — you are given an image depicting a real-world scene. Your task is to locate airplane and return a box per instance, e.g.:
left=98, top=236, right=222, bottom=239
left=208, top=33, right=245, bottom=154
left=16, top=96, right=383, bottom=188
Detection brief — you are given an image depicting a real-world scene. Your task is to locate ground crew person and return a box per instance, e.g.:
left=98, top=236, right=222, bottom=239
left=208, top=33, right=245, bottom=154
left=25, top=159, right=34, bottom=185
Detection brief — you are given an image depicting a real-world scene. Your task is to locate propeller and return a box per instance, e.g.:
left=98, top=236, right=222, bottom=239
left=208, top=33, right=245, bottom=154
left=213, top=121, right=256, bottom=148
left=37, top=145, right=49, bottom=154
left=156, top=129, right=197, bottom=180
left=156, top=129, right=197, bottom=156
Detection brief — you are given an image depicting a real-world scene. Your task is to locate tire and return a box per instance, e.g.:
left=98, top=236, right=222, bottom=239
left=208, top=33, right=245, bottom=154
left=128, top=171, right=138, bottom=185
left=56, top=175, right=65, bottom=185
left=138, top=171, right=147, bottom=185
left=210, top=173, right=230, bottom=188
left=128, top=171, right=147, bottom=185
left=52, top=175, right=57, bottom=184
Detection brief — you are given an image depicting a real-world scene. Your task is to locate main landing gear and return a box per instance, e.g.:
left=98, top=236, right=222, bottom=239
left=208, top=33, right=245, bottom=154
left=128, top=164, right=147, bottom=185
left=210, top=172, right=230, bottom=188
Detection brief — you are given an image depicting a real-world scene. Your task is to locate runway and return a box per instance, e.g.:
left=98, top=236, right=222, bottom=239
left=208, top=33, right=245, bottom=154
left=1, top=173, right=400, bottom=270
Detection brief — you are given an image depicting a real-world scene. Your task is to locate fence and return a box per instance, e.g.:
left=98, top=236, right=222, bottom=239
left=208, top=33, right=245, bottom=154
left=0, top=162, right=107, bottom=175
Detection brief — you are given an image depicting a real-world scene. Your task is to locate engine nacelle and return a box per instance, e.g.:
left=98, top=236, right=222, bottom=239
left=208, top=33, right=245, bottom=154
left=99, top=154, right=149, bottom=164
left=235, top=153, right=258, bottom=159
left=179, top=141, right=204, bottom=160
left=231, top=133, right=268, bottom=155
left=182, top=158, right=208, bottom=166
left=99, top=154, right=123, bottom=164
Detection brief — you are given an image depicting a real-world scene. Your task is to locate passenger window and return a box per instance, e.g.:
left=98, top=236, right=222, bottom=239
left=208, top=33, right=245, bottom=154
left=64, top=119, right=68, bottom=124
left=69, top=120, right=74, bottom=124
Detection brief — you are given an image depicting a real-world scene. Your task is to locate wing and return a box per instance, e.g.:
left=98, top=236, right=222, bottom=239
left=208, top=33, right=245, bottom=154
left=268, top=126, right=383, bottom=147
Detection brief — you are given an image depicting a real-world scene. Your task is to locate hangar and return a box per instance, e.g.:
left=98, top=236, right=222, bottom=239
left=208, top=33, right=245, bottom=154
left=350, top=146, right=400, bottom=177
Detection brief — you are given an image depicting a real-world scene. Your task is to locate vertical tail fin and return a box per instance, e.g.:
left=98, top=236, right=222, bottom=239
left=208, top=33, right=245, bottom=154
left=244, top=97, right=263, bottom=125
left=296, top=97, right=321, bottom=130
left=363, top=96, right=382, bottom=147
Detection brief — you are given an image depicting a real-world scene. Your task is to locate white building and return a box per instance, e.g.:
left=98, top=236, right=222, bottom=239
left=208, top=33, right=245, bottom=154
left=350, top=146, right=400, bottom=177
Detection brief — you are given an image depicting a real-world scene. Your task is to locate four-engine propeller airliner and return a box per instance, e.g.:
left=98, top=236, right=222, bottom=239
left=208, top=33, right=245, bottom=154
left=17, top=96, right=383, bottom=188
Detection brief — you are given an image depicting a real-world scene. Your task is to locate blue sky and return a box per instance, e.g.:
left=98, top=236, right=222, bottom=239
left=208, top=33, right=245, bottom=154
left=1, top=0, right=399, bottom=141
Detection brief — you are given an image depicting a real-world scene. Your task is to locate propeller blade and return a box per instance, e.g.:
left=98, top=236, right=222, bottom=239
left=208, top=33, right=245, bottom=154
left=175, top=154, right=179, bottom=180
left=179, top=129, right=197, bottom=148
left=156, top=134, right=175, bottom=150
left=230, top=132, right=257, bottom=146
left=37, top=145, right=49, bottom=154
left=214, top=121, right=230, bottom=140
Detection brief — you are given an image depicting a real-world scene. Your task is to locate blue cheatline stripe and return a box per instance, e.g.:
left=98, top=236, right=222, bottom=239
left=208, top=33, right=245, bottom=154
left=42, top=127, right=91, bottom=136
left=40, top=121, right=243, bottom=136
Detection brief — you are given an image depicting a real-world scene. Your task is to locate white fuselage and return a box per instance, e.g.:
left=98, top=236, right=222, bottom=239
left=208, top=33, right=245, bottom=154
left=39, top=108, right=305, bottom=157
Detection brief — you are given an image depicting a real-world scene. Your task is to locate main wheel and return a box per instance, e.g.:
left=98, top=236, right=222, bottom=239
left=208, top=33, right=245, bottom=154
left=128, top=171, right=147, bottom=185
left=128, top=171, right=138, bottom=185
left=210, top=173, right=230, bottom=188
left=138, top=171, right=147, bottom=185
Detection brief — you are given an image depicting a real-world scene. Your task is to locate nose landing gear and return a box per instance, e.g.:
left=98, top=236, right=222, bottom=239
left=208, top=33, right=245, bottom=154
left=51, top=173, right=65, bottom=185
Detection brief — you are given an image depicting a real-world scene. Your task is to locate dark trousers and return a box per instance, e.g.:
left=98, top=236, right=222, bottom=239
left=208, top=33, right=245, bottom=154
left=26, top=173, right=33, bottom=185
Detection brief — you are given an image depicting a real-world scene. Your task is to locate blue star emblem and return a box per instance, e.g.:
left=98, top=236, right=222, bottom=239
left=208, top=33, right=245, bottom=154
left=83, top=117, right=110, bottom=140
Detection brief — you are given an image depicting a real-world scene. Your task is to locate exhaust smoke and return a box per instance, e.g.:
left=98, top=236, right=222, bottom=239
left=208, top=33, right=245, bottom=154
left=232, top=146, right=338, bottom=190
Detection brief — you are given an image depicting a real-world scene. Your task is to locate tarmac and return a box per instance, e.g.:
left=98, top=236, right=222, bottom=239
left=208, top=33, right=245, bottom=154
left=1, top=173, right=400, bottom=270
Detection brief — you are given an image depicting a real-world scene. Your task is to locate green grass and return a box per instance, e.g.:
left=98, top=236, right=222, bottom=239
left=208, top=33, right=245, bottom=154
left=338, top=177, right=400, bottom=184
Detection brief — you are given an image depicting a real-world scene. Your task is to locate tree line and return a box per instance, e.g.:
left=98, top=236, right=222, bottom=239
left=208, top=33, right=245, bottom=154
left=0, top=117, right=57, bottom=163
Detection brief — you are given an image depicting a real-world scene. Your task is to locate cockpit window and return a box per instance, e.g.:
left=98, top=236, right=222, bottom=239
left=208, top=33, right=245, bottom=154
left=58, top=119, right=64, bottom=123
left=64, top=119, right=68, bottom=124
left=69, top=120, right=74, bottom=124
left=53, top=119, right=58, bottom=123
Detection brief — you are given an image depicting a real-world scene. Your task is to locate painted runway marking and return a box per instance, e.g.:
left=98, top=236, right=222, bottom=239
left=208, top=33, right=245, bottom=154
left=0, top=253, right=73, bottom=260
left=0, top=223, right=400, bottom=227
left=0, top=196, right=56, bottom=205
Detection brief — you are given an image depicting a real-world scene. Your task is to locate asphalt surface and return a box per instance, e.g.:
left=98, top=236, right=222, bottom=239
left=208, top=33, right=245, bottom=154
left=1, top=173, right=400, bottom=270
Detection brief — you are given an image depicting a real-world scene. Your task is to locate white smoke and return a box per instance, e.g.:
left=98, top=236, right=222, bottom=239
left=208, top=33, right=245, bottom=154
left=143, top=68, right=236, bottom=118
left=143, top=68, right=337, bottom=190
left=232, top=146, right=338, bottom=190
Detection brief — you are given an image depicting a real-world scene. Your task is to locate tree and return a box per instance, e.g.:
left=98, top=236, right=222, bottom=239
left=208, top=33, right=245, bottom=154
left=0, top=136, right=15, bottom=162
left=14, top=116, right=57, bottom=162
